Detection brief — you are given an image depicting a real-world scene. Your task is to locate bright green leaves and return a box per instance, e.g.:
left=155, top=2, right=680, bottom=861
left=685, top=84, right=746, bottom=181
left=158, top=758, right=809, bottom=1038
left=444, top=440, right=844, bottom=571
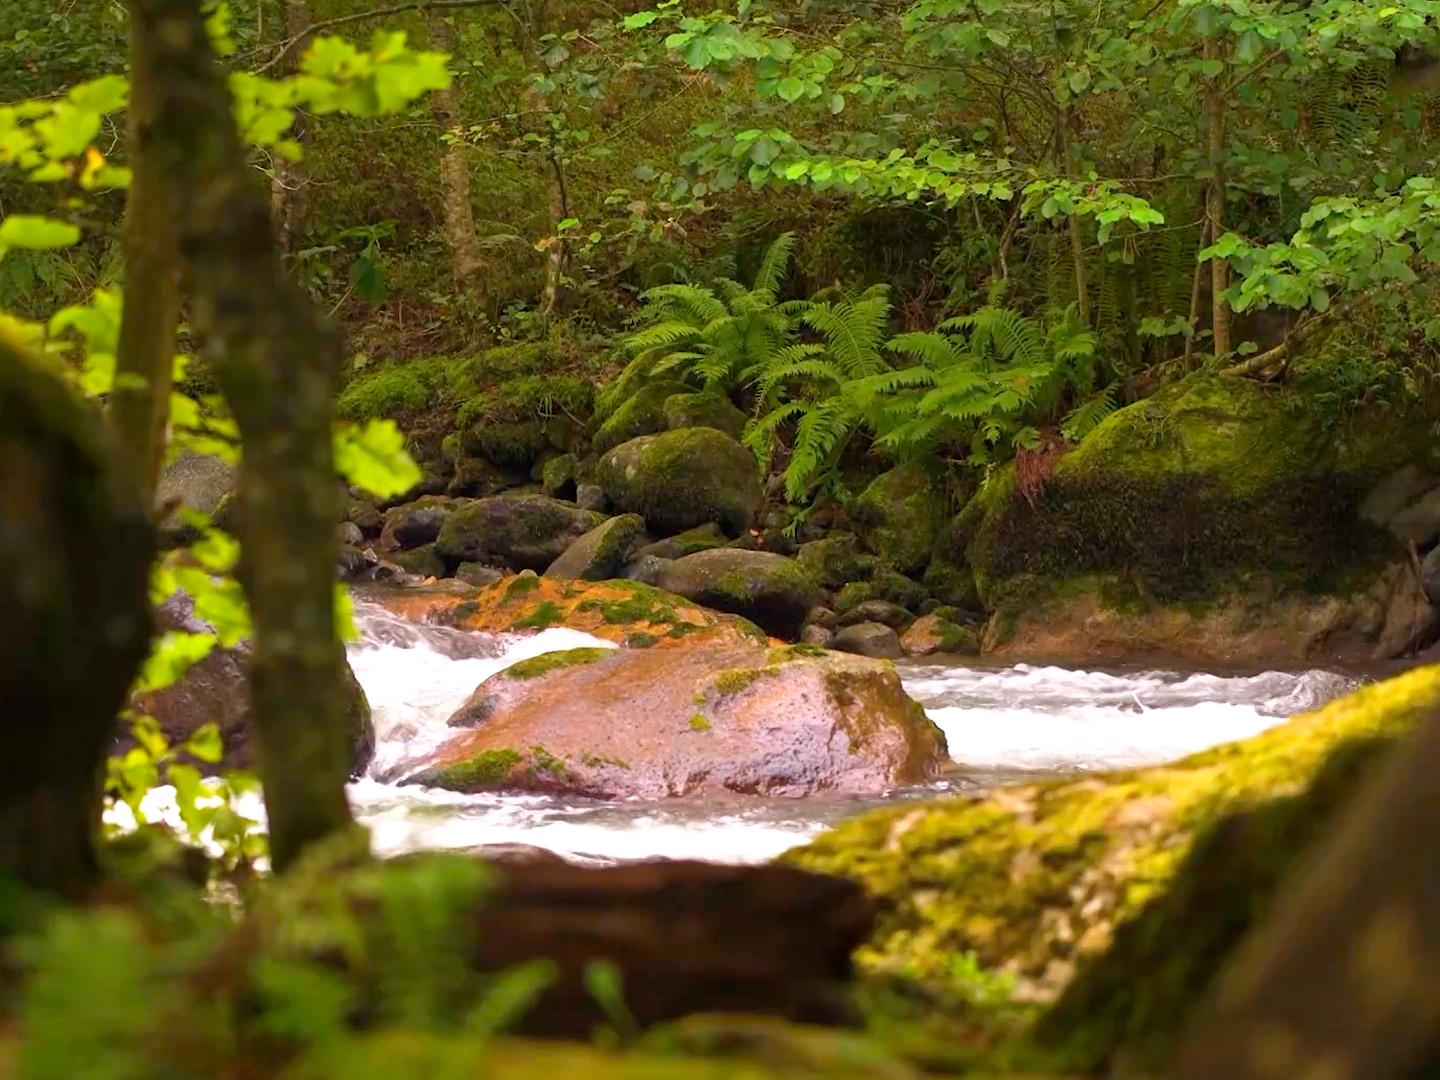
left=0, top=74, right=128, bottom=187
left=0, top=216, right=80, bottom=261
left=334, top=419, right=423, bottom=498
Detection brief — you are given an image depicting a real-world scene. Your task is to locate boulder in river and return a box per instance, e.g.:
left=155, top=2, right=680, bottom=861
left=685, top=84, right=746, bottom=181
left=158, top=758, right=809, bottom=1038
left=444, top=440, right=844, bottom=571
left=378, top=495, right=455, bottom=552
left=435, top=494, right=604, bottom=572
left=126, top=592, right=374, bottom=775
left=598, top=427, right=761, bottom=536
left=545, top=514, right=649, bottom=581
left=362, top=575, right=767, bottom=648
left=391, top=635, right=947, bottom=798
left=655, top=548, right=823, bottom=640
left=851, top=464, right=947, bottom=576
left=783, top=659, right=1434, bottom=1071
left=831, top=622, right=903, bottom=660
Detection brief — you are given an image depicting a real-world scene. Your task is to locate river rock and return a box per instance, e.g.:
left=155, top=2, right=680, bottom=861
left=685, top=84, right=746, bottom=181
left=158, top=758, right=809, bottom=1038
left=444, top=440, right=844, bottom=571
left=831, top=622, right=903, bottom=660
left=851, top=465, right=947, bottom=575
left=391, top=543, right=446, bottom=579
left=545, top=514, right=649, bottom=581
left=800, top=624, right=835, bottom=648
left=337, top=521, right=365, bottom=548
left=634, top=522, right=730, bottom=561
left=575, top=483, right=607, bottom=512
left=155, top=450, right=234, bottom=526
left=621, top=554, right=671, bottom=587
left=378, top=495, right=455, bottom=552
left=392, top=635, right=947, bottom=798
left=655, top=549, right=823, bottom=640
left=598, top=428, right=761, bottom=536
left=436, top=494, right=604, bottom=572
left=839, top=599, right=914, bottom=630
left=662, top=390, right=748, bottom=440
left=455, top=562, right=506, bottom=587
left=900, top=612, right=980, bottom=657
left=366, top=575, right=765, bottom=648
left=835, top=569, right=929, bottom=615
left=125, top=592, right=374, bottom=775
left=592, top=379, right=690, bottom=456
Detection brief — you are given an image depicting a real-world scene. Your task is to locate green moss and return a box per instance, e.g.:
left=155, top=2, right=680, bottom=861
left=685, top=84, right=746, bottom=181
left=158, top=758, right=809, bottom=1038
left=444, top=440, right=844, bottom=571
left=688, top=713, right=712, bottom=731
left=510, top=600, right=563, bottom=630
left=783, top=662, right=1440, bottom=1065
left=796, top=534, right=877, bottom=590
left=336, top=357, right=452, bottom=422
left=579, top=752, right=631, bottom=770
left=852, top=464, right=948, bottom=575
left=596, top=427, right=762, bottom=536
left=593, top=379, right=689, bottom=455
left=710, top=666, right=781, bottom=697
left=415, top=748, right=523, bottom=789
left=504, top=647, right=611, bottom=680
left=504, top=574, right=542, bottom=601
left=625, top=631, right=660, bottom=648
left=768, top=643, right=828, bottom=663
left=576, top=580, right=685, bottom=626
left=527, top=744, right=569, bottom=778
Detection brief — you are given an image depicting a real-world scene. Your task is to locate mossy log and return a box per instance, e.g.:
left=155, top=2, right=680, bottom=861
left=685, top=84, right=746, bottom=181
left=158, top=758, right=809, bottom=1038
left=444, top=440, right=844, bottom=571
left=0, top=331, right=153, bottom=897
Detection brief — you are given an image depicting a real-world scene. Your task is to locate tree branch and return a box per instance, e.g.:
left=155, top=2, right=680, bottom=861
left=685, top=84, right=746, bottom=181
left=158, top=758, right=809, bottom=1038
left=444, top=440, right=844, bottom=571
left=256, top=0, right=505, bottom=73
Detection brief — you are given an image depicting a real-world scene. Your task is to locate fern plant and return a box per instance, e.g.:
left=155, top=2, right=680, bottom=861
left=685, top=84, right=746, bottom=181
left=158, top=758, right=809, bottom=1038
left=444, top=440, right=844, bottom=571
left=612, top=233, right=808, bottom=404
left=746, top=283, right=893, bottom=501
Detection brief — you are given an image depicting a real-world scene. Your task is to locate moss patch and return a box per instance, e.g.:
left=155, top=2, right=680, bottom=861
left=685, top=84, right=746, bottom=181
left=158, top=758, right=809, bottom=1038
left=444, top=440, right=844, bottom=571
left=503, top=648, right=612, bottom=680
left=689, top=713, right=712, bottom=731
left=510, top=601, right=563, bottom=630
left=413, top=748, right=523, bottom=789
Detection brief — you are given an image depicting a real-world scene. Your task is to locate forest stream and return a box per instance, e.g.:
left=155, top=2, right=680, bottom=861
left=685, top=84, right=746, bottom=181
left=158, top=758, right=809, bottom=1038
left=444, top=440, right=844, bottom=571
left=344, top=596, right=1358, bottom=866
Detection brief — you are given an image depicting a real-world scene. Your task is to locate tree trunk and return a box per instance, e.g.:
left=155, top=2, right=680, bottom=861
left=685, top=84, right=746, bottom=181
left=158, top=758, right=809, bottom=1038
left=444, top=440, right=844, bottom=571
left=427, top=11, right=489, bottom=311
left=1173, top=709, right=1440, bottom=1078
left=109, top=6, right=182, bottom=501
left=270, top=0, right=311, bottom=254
left=539, top=152, right=569, bottom=319
left=0, top=331, right=154, bottom=898
left=1205, top=38, right=1232, bottom=357
left=129, top=0, right=356, bottom=872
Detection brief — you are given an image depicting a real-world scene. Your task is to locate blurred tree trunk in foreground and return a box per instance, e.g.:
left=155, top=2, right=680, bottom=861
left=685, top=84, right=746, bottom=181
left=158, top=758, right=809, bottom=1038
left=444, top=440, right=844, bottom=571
left=0, top=332, right=154, bottom=898
left=129, top=0, right=356, bottom=872
left=1173, top=709, right=1440, bottom=1078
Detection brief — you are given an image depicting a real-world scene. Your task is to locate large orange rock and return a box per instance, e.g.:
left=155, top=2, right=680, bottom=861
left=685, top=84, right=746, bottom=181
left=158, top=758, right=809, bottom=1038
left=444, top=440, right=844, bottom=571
left=388, top=637, right=948, bottom=798
left=359, top=573, right=769, bottom=648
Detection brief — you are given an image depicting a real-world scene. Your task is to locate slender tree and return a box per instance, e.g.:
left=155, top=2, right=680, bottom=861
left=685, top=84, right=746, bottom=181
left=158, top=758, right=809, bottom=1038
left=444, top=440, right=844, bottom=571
left=128, top=0, right=356, bottom=871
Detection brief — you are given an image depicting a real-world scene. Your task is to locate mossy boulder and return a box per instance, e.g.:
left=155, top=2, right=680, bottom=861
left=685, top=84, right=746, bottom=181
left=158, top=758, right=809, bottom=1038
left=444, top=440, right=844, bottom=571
left=959, top=374, right=1440, bottom=665
left=598, top=428, right=762, bottom=537
left=335, top=357, right=450, bottom=422
left=852, top=465, right=948, bottom=575
left=367, top=575, right=766, bottom=647
left=377, top=495, right=456, bottom=552
left=592, top=379, right=689, bottom=455
left=656, top=549, right=824, bottom=639
left=835, top=570, right=928, bottom=616
left=390, top=543, right=446, bottom=579
left=540, top=452, right=579, bottom=499
left=463, top=419, right=550, bottom=470
left=393, top=632, right=948, bottom=798
left=797, top=533, right=878, bottom=591
left=435, top=495, right=604, bottom=572
left=783, top=662, right=1437, bottom=1066
left=662, top=391, right=748, bottom=441
left=545, top=514, right=650, bottom=581
left=900, top=612, right=980, bottom=657
left=634, top=522, right=730, bottom=561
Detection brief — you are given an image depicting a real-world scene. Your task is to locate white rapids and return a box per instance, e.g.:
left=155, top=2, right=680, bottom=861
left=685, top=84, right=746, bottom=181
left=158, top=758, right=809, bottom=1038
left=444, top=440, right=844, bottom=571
left=342, top=599, right=1360, bottom=865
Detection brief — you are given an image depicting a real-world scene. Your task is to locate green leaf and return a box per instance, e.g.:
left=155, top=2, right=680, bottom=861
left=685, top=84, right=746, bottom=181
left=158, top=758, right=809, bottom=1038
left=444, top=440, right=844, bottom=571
left=623, top=11, right=662, bottom=29
left=0, top=215, right=79, bottom=252
left=185, top=722, right=225, bottom=765
left=334, top=420, right=423, bottom=497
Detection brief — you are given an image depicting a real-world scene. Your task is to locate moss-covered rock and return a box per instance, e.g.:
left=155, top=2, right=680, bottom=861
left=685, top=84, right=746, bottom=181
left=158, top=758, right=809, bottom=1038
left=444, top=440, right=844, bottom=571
left=390, top=543, right=446, bottom=579
left=656, top=549, right=824, bottom=639
left=852, top=465, right=948, bottom=575
left=377, top=495, right=456, bottom=552
left=435, top=495, right=604, bottom=572
left=634, top=522, right=730, bottom=561
left=797, top=533, right=878, bottom=591
left=835, top=570, right=928, bottom=616
left=335, top=357, right=451, bottom=422
left=961, top=374, right=1440, bottom=666
left=900, top=612, right=980, bottom=657
left=541, top=452, right=579, bottom=499
left=545, top=514, right=649, bottom=581
left=592, top=379, right=689, bottom=455
left=662, top=391, right=748, bottom=441
left=783, top=662, right=1437, bottom=1064
left=598, top=428, right=762, bottom=537
left=396, top=630, right=947, bottom=797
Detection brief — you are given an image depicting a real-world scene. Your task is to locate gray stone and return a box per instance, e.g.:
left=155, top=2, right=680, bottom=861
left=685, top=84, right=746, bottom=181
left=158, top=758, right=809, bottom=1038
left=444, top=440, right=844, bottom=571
left=800, top=624, right=835, bottom=649
left=831, top=622, right=903, bottom=660
left=655, top=548, right=822, bottom=639
left=1389, top=486, right=1440, bottom=547
left=456, top=562, right=506, bottom=587
left=576, top=483, right=608, bottom=512
left=546, top=514, right=649, bottom=581
left=622, top=554, right=672, bottom=587
left=839, top=599, right=914, bottom=630
left=337, top=521, right=365, bottom=547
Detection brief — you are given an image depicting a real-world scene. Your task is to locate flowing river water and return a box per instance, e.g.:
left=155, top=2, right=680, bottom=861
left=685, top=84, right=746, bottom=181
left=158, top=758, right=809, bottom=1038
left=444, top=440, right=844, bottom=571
left=344, top=598, right=1358, bottom=866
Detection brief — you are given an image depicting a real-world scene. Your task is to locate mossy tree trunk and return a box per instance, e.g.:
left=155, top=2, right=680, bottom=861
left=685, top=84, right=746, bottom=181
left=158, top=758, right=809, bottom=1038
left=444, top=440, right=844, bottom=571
left=1173, top=710, right=1440, bottom=1077
left=108, top=4, right=182, bottom=500
left=0, top=332, right=154, bottom=898
left=1204, top=36, right=1232, bottom=358
left=427, top=10, right=490, bottom=313
left=270, top=0, right=312, bottom=255
left=129, top=0, right=355, bottom=872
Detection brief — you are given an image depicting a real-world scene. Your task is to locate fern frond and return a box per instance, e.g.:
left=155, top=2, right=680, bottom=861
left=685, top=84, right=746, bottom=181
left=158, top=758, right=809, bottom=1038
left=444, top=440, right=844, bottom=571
left=1060, top=387, right=1117, bottom=442
left=625, top=320, right=703, bottom=356
left=751, top=232, right=797, bottom=302
left=887, top=331, right=966, bottom=369
left=638, top=283, right=727, bottom=327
